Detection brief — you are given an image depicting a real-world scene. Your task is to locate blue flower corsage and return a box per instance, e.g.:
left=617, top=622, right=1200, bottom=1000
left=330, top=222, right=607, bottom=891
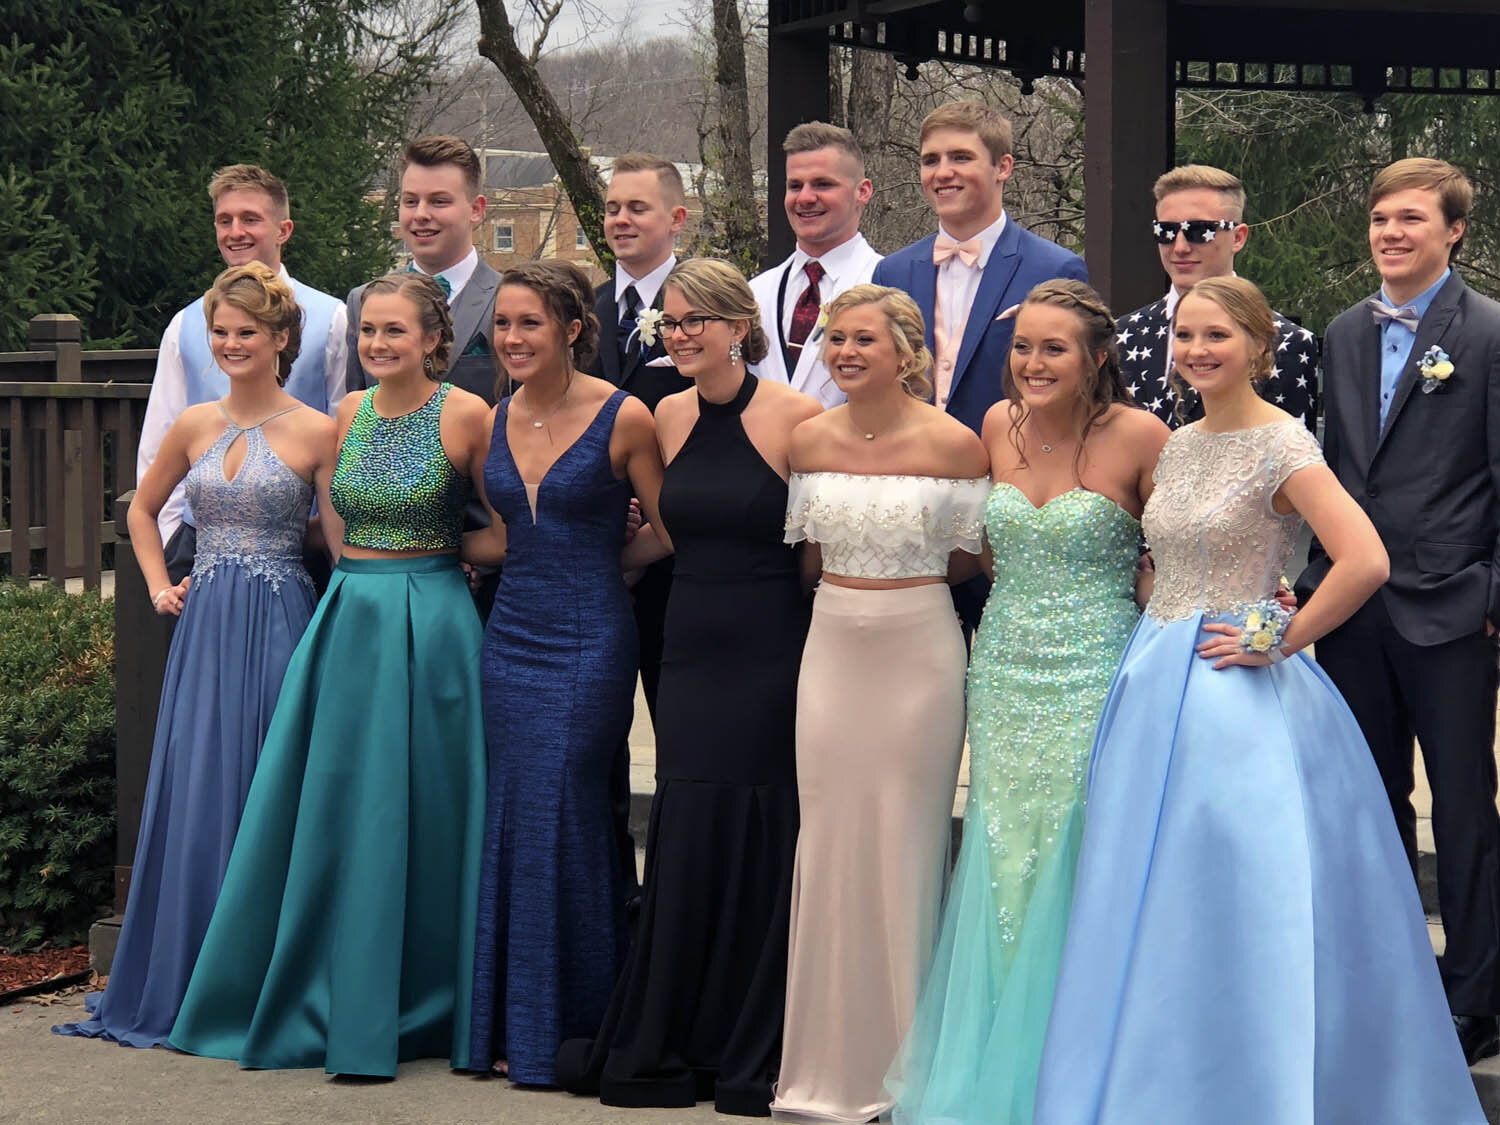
left=1419, top=345, right=1454, bottom=394
left=1238, top=599, right=1292, bottom=663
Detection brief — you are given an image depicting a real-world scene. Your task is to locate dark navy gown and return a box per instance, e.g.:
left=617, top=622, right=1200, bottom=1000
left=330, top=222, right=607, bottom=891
left=469, top=389, right=637, bottom=1085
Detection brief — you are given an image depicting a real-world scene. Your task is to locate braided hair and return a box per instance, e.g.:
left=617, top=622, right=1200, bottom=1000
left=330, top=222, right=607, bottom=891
left=1169, top=276, right=1276, bottom=422
left=203, top=261, right=303, bottom=385
left=362, top=272, right=455, bottom=380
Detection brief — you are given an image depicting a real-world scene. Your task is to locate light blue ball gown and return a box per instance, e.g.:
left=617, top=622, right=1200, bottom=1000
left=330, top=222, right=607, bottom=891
left=886, top=483, right=1142, bottom=1124
left=1034, top=419, right=1483, bottom=1124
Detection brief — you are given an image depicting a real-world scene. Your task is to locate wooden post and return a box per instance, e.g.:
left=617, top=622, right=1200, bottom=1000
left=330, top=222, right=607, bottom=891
left=1083, top=0, right=1173, bottom=312
left=766, top=30, right=832, bottom=263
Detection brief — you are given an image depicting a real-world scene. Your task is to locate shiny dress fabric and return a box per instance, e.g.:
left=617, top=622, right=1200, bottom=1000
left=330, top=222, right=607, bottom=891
left=888, top=484, right=1141, bottom=1124
left=468, top=390, right=637, bottom=1085
left=1033, top=421, right=1484, bottom=1124
left=55, top=416, right=315, bottom=1048
left=170, top=387, right=485, bottom=1077
left=556, top=372, right=809, bottom=1116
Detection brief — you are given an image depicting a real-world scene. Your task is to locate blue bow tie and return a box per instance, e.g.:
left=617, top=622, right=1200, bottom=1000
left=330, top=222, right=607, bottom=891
left=1367, top=298, right=1419, bottom=332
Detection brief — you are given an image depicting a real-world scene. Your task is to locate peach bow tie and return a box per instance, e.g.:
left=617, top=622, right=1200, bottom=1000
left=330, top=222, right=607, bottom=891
left=933, top=234, right=982, bottom=268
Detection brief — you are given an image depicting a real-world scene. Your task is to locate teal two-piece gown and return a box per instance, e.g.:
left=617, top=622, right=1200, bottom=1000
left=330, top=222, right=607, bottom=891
left=170, top=383, right=486, bottom=1076
left=887, top=483, right=1141, bottom=1124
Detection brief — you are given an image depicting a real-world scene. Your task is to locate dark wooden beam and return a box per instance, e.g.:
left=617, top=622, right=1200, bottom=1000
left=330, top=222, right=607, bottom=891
left=766, top=31, right=833, bottom=262
left=1084, top=0, right=1173, bottom=312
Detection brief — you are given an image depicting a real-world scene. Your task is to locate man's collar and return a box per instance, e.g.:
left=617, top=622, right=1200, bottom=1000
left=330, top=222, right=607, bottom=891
left=936, top=211, right=1007, bottom=268
left=411, top=247, right=478, bottom=298
left=1380, top=267, right=1451, bottom=319
left=616, top=255, right=677, bottom=309
left=1163, top=269, right=1239, bottom=319
left=789, top=233, right=869, bottom=280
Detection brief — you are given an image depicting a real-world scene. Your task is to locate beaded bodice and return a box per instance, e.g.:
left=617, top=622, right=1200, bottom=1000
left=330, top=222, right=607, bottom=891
left=1143, top=419, right=1323, bottom=622
left=330, top=382, right=469, bottom=551
left=784, top=472, right=989, bottom=580
left=184, top=404, right=312, bottom=592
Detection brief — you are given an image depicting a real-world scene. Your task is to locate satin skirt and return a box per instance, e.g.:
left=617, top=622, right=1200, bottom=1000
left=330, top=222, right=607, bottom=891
left=1034, top=611, right=1485, bottom=1124
left=169, top=555, right=486, bottom=1076
left=772, top=583, right=967, bottom=1123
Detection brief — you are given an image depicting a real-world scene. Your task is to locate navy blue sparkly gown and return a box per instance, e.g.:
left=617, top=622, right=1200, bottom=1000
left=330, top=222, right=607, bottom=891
left=469, top=389, right=637, bottom=1085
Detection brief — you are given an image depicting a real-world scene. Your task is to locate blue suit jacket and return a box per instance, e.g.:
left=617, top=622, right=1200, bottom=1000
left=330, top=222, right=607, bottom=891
left=872, top=216, right=1088, bottom=434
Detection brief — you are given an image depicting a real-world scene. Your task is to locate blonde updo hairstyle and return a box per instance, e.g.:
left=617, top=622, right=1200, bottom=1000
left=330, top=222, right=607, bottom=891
left=1171, top=276, right=1276, bottom=415
left=361, top=272, right=455, bottom=380
left=661, top=258, right=769, bottom=363
left=203, top=261, right=303, bottom=386
left=821, top=284, right=934, bottom=400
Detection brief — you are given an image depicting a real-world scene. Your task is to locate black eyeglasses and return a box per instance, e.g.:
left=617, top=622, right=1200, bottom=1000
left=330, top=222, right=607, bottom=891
left=658, top=315, right=727, bottom=337
left=1152, top=219, right=1237, bottom=245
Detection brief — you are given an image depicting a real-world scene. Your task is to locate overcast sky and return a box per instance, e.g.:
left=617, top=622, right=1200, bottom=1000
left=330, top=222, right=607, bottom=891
left=512, top=0, right=697, bottom=48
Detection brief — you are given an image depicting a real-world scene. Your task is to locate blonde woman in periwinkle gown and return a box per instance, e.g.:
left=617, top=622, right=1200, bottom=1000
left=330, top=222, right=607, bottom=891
left=772, top=284, right=989, bottom=1123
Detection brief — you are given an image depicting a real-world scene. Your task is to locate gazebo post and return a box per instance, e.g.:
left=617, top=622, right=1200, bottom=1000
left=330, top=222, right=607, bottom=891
left=1083, top=0, right=1174, bottom=311
left=766, top=31, right=832, bottom=262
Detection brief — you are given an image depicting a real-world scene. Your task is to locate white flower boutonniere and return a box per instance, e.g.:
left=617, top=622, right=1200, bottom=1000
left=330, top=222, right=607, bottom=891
left=1419, top=345, right=1454, bottom=394
left=810, top=306, right=830, bottom=344
left=634, top=307, right=665, bottom=348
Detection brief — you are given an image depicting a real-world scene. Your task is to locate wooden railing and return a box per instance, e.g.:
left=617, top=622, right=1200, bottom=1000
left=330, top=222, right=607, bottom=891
left=1, top=315, right=156, bottom=586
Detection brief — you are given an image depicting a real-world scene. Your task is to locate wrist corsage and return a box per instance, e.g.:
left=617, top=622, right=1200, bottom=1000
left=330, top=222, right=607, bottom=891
left=1419, top=345, right=1454, bottom=395
left=1238, top=599, right=1291, bottom=662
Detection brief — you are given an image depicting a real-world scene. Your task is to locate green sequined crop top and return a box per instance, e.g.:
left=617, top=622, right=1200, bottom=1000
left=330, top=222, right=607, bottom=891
left=330, top=383, right=470, bottom=551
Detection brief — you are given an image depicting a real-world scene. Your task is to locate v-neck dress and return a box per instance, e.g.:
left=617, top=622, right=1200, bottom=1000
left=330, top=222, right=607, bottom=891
left=468, top=389, right=637, bottom=1084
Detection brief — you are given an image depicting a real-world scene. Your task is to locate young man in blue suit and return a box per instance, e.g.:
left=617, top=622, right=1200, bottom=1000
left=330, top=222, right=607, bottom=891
left=871, top=100, right=1087, bottom=436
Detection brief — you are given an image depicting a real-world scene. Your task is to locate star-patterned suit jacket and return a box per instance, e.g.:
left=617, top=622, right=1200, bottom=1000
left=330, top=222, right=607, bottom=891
left=1117, top=295, right=1320, bottom=432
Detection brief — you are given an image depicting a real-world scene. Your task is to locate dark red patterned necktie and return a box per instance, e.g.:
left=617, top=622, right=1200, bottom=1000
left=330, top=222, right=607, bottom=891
left=787, top=260, right=826, bottom=357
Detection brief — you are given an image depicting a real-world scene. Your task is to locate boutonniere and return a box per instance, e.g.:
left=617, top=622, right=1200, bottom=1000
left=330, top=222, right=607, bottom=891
left=1419, top=345, right=1454, bottom=394
left=633, top=307, right=665, bottom=348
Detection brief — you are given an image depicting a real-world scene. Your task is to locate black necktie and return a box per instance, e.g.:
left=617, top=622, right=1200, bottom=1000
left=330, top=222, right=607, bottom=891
left=619, top=284, right=641, bottom=366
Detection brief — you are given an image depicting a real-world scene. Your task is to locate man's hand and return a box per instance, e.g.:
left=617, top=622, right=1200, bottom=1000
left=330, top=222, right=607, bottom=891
left=625, top=498, right=643, bottom=544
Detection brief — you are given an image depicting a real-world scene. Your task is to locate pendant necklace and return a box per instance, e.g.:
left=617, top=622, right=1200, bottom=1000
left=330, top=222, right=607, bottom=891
left=523, top=376, right=572, bottom=440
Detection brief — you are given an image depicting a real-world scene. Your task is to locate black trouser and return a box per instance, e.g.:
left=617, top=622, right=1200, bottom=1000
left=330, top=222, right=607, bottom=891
left=1317, top=592, right=1500, bottom=1016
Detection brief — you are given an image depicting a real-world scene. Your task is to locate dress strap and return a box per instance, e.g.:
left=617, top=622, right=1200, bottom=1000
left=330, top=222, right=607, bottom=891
left=215, top=400, right=302, bottom=430
left=697, top=370, right=757, bottom=418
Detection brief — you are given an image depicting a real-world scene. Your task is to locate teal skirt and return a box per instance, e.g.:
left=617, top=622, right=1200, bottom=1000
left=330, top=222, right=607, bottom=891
left=170, top=555, right=486, bottom=1076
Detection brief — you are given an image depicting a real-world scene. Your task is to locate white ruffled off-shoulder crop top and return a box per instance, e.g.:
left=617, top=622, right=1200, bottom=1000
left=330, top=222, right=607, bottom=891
left=784, top=472, right=990, bottom=580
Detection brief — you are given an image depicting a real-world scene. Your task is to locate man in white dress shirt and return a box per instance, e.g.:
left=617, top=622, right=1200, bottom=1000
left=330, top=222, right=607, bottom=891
left=749, top=122, right=881, bottom=407
left=136, top=164, right=349, bottom=580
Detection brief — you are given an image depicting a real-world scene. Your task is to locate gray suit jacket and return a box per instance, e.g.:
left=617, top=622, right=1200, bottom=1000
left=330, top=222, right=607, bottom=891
left=1297, top=271, right=1500, bottom=645
left=344, top=260, right=503, bottom=405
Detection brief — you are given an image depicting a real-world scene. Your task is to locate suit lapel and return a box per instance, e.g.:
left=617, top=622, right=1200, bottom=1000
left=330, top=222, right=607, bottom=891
left=597, top=282, right=623, bottom=386
left=912, top=237, right=939, bottom=353
left=1374, top=274, right=1465, bottom=456
left=447, top=261, right=498, bottom=366
left=950, top=221, right=1023, bottom=399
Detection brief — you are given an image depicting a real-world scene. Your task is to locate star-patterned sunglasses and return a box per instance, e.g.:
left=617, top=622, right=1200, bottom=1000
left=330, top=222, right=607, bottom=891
left=1152, top=219, right=1237, bottom=245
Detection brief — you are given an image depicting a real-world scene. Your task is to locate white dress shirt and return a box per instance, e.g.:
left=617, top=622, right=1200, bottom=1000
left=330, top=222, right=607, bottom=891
left=414, top=247, right=478, bottom=304
left=614, top=255, right=677, bottom=319
left=778, top=236, right=876, bottom=339
left=934, top=212, right=1008, bottom=345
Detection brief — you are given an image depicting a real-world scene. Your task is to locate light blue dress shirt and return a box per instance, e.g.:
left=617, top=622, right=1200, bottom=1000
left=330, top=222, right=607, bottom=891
left=1378, top=268, right=1450, bottom=429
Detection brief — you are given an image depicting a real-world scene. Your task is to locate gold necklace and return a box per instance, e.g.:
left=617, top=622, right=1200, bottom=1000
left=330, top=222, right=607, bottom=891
left=520, top=376, right=573, bottom=438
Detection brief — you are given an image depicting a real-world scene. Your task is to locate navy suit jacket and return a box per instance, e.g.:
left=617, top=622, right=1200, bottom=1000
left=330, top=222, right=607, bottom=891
left=587, top=278, right=691, bottom=414
left=871, top=215, right=1088, bottom=434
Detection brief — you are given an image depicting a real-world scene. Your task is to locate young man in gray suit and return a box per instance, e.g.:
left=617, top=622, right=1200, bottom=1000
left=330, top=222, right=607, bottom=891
left=1297, top=157, right=1500, bottom=1064
left=345, top=136, right=501, bottom=402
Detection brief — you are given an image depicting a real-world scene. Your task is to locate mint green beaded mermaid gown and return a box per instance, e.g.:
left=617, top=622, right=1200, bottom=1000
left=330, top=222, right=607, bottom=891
left=887, top=484, right=1141, bottom=1124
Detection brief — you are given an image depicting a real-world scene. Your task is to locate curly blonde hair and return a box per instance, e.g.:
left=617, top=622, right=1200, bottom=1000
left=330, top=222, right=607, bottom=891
left=821, top=284, right=934, bottom=400
left=203, top=261, right=302, bottom=385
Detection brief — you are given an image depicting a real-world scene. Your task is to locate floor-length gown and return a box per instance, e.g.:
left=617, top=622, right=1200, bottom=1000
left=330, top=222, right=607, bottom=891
left=1034, top=419, right=1485, bottom=1124
left=468, top=389, right=637, bottom=1085
left=773, top=472, right=989, bottom=1123
left=555, top=371, right=809, bottom=1116
left=54, top=406, right=314, bottom=1048
left=170, top=383, right=486, bottom=1076
left=887, top=483, right=1142, bottom=1123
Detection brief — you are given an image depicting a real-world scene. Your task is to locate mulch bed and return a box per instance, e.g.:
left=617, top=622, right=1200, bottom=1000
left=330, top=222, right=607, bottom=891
left=0, top=945, right=92, bottom=1000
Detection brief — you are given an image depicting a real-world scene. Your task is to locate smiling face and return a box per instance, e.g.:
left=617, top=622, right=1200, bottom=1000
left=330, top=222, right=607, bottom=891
left=399, top=162, right=485, bottom=274
left=1171, top=292, right=1259, bottom=398
left=658, top=285, right=744, bottom=381
left=823, top=302, right=903, bottom=397
left=493, top=284, right=578, bottom=384
left=359, top=292, right=439, bottom=383
left=1009, top=303, right=1097, bottom=411
left=1369, top=185, right=1464, bottom=305
left=210, top=302, right=286, bottom=382
left=604, top=170, right=685, bottom=277
left=214, top=188, right=292, bottom=269
left=919, top=127, right=1012, bottom=241
left=784, top=147, right=872, bottom=258
left=1155, top=187, right=1247, bottom=295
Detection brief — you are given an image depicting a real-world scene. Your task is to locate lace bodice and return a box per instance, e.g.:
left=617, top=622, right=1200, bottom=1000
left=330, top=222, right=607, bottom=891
left=784, top=472, right=989, bottom=580
left=1143, top=420, right=1323, bottom=622
left=184, top=406, right=313, bottom=592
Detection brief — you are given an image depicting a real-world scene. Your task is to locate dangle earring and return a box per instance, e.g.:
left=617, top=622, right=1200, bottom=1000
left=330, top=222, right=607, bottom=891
left=729, top=339, right=743, bottom=365
left=423, top=352, right=436, bottom=379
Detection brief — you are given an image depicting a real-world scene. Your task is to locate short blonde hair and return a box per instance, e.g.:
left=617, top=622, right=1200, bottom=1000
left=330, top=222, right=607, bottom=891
left=203, top=261, right=302, bottom=385
left=663, top=258, right=768, bottom=364
left=822, top=284, right=934, bottom=400
left=1152, top=165, right=1246, bottom=220
left=610, top=152, right=686, bottom=209
left=207, top=165, right=289, bottom=221
left=919, top=100, right=1013, bottom=164
left=784, top=122, right=866, bottom=177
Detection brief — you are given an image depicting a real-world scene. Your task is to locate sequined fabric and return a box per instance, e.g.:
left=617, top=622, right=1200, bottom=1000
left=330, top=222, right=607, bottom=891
left=186, top=417, right=313, bottom=593
left=968, top=484, right=1140, bottom=946
left=330, top=383, right=470, bottom=551
left=784, top=472, right=989, bottom=579
left=1144, top=420, right=1323, bottom=623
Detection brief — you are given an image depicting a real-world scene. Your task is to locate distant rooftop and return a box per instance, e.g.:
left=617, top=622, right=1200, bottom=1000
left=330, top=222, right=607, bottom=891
left=480, top=148, right=704, bottom=192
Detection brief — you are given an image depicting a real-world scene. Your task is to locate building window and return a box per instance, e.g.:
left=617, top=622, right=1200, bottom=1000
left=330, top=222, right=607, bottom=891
left=575, top=226, right=589, bottom=250
left=493, top=223, right=514, bottom=253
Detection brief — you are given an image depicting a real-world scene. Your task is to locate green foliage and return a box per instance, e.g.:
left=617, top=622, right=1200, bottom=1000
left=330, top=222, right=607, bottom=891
left=0, top=581, right=116, bottom=951
left=0, top=0, right=456, bottom=351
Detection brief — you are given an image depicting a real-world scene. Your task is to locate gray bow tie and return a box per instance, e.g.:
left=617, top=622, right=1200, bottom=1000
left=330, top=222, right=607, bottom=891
left=1368, top=298, right=1420, bottom=332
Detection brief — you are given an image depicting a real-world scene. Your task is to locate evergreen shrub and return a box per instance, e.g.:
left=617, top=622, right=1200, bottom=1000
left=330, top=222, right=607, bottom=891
left=0, top=581, right=115, bottom=950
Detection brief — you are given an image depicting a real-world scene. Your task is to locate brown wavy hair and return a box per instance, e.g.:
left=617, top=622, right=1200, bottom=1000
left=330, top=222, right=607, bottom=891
left=821, top=283, right=935, bottom=400
left=361, top=272, right=455, bottom=380
left=1005, top=278, right=1136, bottom=475
left=203, top=261, right=303, bottom=385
